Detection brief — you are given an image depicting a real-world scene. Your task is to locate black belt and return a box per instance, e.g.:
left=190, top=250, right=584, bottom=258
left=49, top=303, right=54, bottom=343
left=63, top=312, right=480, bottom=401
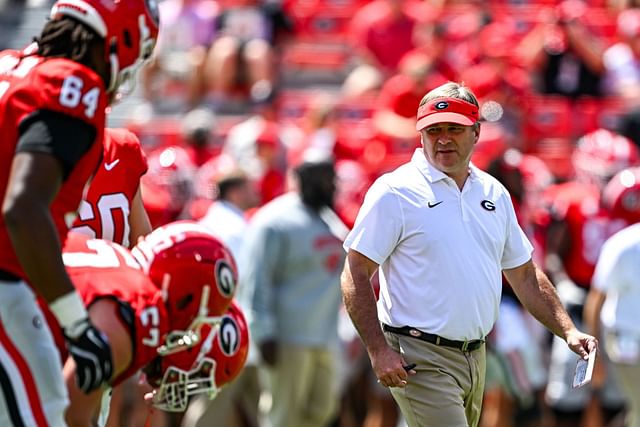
left=382, top=324, right=484, bottom=352
left=0, top=270, right=20, bottom=282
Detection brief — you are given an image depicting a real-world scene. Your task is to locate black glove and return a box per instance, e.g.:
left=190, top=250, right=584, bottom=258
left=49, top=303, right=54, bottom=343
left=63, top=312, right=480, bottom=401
left=63, top=318, right=113, bottom=393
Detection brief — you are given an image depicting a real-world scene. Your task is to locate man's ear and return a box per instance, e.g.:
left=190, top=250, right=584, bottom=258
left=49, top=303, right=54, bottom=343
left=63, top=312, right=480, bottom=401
left=474, top=123, right=481, bottom=143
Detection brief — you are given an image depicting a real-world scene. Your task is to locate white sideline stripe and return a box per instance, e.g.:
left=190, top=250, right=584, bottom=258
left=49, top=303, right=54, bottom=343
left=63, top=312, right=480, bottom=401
left=0, top=342, right=39, bottom=426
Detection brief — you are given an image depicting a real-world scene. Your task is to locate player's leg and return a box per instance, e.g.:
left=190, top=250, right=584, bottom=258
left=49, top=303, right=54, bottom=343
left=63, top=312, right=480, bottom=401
left=0, top=282, right=68, bottom=427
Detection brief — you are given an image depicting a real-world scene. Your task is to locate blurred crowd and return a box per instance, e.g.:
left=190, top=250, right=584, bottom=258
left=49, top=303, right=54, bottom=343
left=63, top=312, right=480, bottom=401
left=106, top=0, right=640, bottom=426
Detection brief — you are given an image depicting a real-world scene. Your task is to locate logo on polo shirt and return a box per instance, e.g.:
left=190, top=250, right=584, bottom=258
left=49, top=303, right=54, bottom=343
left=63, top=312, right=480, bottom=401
left=434, top=101, right=449, bottom=110
left=428, top=201, right=443, bottom=208
left=481, top=200, right=496, bottom=211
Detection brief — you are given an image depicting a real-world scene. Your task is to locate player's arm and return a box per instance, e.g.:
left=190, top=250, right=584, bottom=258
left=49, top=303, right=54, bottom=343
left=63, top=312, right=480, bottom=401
left=2, top=110, right=112, bottom=393
left=504, top=260, right=596, bottom=359
left=128, top=187, right=152, bottom=247
left=2, top=110, right=95, bottom=302
left=64, top=298, right=133, bottom=427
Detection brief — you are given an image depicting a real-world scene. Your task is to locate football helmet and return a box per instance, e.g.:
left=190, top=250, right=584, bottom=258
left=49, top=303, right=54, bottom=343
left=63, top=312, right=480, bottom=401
left=602, top=167, right=640, bottom=223
left=50, top=0, right=160, bottom=93
left=149, top=301, right=249, bottom=412
left=572, top=129, right=640, bottom=188
left=132, top=221, right=238, bottom=354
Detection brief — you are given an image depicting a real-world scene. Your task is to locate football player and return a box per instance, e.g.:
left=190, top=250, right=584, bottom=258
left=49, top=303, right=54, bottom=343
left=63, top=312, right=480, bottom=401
left=0, top=0, right=158, bottom=424
left=543, top=129, right=639, bottom=427
left=146, top=301, right=250, bottom=413
left=72, top=127, right=152, bottom=249
left=52, top=221, right=237, bottom=426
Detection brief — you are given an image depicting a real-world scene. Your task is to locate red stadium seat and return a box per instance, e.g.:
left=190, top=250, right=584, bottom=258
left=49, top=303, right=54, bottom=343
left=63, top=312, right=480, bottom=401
left=522, top=96, right=573, bottom=151
left=573, top=97, right=630, bottom=137
left=280, top=0, right=369, bottom=75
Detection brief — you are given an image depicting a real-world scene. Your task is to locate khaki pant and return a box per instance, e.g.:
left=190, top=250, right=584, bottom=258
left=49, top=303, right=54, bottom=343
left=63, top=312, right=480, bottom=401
left=264, top=343, right=339, bottom=427
left=612, top=362, right=640, bottom=427
left=181, top=365, right=261, bottom=427
left=384, top=330, right=486, bottom=427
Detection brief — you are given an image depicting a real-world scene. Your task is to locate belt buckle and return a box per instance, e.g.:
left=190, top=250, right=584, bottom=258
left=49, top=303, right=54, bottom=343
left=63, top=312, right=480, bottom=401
left=461, top=340, right=470, bottom=352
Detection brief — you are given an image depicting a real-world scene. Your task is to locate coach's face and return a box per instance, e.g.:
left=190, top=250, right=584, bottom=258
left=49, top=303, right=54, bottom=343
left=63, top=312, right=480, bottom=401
left=420, top=122, right=480, bottom=179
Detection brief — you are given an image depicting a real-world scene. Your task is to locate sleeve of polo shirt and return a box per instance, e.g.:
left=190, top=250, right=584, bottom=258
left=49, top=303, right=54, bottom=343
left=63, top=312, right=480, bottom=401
left=592, top=239, right=623, bottom=293
left=343, top=180, right=403, bottom=265
left=501, top=194, right=534, bottom=269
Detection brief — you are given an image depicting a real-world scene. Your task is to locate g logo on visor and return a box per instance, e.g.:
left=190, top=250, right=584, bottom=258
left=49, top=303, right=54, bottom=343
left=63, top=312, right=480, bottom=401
left=215, top=260, right=236, bottom=297
left=435, top=101, right=449, bottom=110
left=218, top=316, right=240, bottom=356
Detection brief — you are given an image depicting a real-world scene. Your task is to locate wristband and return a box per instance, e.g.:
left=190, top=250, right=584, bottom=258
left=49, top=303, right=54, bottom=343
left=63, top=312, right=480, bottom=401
left=49, top=291, right=89, bottom=330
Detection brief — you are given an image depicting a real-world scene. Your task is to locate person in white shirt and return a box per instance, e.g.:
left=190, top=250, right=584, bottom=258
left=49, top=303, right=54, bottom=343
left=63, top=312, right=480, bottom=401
left=340, top=81, right=598, bottom=427
left=188, top=167, right=260, bottom=427
left=585, top=222, right=640, bottom=427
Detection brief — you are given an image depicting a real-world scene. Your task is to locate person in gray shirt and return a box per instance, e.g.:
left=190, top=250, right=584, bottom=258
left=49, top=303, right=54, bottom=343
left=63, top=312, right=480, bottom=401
left=243, top=153, right=347, bottom=427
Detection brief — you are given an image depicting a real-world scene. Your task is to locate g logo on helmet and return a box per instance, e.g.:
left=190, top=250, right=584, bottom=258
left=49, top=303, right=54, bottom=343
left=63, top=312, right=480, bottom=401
left=215, top=259, right=236, bottom=297
left=435, top=101, right=449, bottom=110
left=218, top=316, right=240, bottom=356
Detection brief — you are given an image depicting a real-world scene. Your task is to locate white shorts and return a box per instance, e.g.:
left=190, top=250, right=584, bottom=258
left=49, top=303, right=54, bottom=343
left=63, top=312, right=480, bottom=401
left=0, top=281, right=68, bottom=427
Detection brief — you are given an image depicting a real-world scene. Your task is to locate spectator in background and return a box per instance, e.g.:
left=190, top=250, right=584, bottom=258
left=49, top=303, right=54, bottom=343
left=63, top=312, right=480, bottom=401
left=140, top=146, right=196, bottom=228
left=185, top=166, right=261, bottom=427
left=244, top=153, right=347, bottom=427
left=182, top=107, right=221, bottom=167
left=348, top=0, right=437, bottom=77
left=585, top=170, right=640, bottom=427
left=618, top=105, right=640, bottom=150
left=141, top=0, right=217, bottom=112
left=371, top=52, right=442, bottom=157
left=254, top=123, right=287, bottom=205
left=224, top=88, right=290, bottom=203
left=516, top=0, right=605, bottom=98
left=602, top=8, right=640, bottom=102
left=204, top=0, right=293, bottom=106
left=199, top=166, right=258, bottom=259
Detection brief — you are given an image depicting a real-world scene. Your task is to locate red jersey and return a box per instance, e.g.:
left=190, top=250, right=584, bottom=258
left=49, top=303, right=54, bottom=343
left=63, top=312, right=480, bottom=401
left=545, top=181, right=628, bottom=287
left=71, top=128, right=148, bottom=248
left=48, top=233, right=169, bottom=387
left=0, top=47, right=107, bottom=279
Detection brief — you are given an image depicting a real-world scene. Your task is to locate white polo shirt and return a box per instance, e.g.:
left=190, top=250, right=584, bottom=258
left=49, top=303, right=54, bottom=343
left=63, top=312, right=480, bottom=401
left=344, top=149, right=533, bottom=341
left=592, top=223, right=640, bottom=336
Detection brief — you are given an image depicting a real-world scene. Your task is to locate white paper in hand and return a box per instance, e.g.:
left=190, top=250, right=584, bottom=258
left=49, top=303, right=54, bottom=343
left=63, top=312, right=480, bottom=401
left=573, top=347, right=597, bottom=389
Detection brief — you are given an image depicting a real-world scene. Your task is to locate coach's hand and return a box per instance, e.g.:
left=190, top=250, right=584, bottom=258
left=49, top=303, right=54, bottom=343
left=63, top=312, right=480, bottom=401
left=64, top=318, right=113, bottom=393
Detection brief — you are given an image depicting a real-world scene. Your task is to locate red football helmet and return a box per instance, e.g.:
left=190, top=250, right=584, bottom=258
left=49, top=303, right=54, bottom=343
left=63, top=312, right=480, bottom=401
left=50, top=0, right=160, bottom=93
left=132, top=221, right=238, bottom=354
left=602, top=167, right=640, bottom=223
left=572, top=129, right=640, bottom=188
left=149, top=301, right=249, bottom=412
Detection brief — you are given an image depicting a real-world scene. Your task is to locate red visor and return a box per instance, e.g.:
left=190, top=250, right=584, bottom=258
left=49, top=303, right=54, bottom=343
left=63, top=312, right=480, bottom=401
left=416, top=98, right=479, bottom=131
